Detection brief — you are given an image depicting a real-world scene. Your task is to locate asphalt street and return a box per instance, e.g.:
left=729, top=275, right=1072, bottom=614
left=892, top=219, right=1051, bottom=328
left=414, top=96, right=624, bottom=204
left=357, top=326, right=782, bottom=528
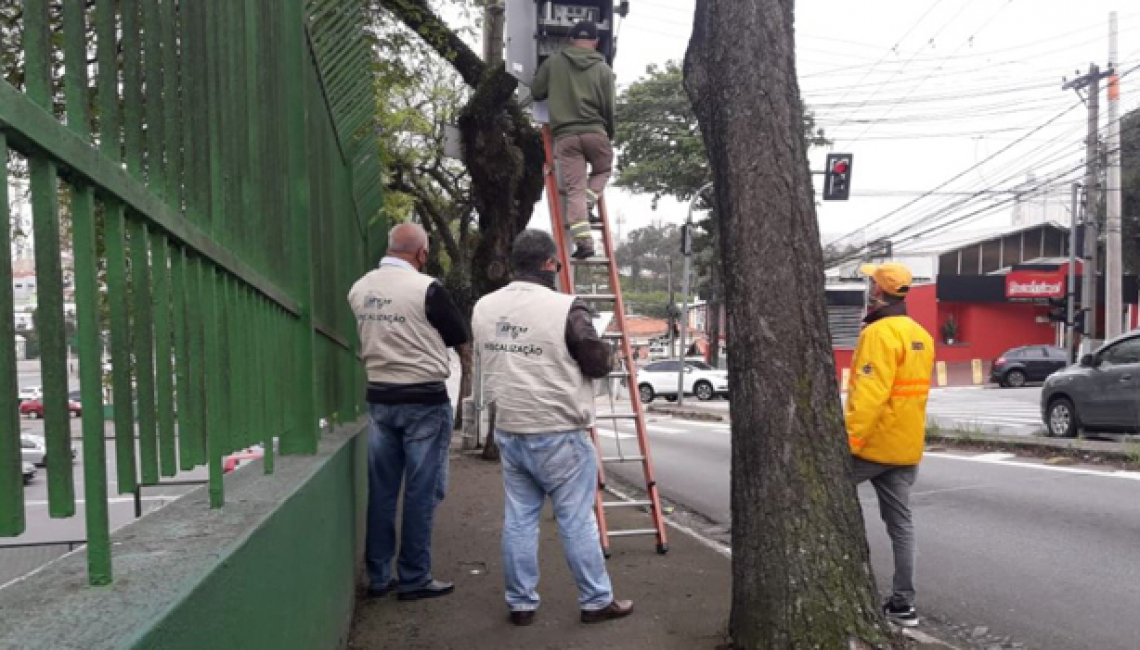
left=597, top=398, right=1140, bottom=650
left=683, top=385, right=1047, bottom=435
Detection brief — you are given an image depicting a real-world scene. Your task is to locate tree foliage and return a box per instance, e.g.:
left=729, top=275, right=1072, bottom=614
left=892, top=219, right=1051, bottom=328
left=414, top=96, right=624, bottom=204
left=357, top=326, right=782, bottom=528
left=1122, top=106, right=1140, bottom=275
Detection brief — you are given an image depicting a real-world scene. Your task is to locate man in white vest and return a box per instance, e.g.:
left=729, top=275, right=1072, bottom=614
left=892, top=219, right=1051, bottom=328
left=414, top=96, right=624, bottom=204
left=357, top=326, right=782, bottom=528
left=348, top=223, right=470, bottom=601
left=473, top=229, right=633, bottom=627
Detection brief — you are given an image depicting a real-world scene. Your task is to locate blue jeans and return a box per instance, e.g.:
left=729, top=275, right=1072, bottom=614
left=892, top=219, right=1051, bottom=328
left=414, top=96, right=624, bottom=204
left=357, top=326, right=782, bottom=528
left=497, top=430, right=613, bottom=612
left=366, top=402, right=453, bottom=591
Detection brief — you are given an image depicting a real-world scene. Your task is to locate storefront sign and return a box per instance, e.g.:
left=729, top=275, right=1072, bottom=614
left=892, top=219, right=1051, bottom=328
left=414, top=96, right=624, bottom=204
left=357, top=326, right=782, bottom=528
left=1005, top=271, right=1065, bottom=300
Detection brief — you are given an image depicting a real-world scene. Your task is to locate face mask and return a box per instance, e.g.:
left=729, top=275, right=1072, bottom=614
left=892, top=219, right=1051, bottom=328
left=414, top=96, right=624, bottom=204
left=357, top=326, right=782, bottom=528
left=533, top=269, right=558, bottom=288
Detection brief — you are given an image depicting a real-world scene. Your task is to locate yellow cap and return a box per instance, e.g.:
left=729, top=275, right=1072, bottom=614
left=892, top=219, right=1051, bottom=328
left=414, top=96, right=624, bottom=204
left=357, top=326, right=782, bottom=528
left=859, top=262, right=913, bottom=297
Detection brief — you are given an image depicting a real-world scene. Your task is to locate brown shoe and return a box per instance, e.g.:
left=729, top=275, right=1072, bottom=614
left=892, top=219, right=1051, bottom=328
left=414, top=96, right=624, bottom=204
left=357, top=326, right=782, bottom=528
left=509, top=610, right=537, bottom=627
left=580, top=599, right=633, bottom=624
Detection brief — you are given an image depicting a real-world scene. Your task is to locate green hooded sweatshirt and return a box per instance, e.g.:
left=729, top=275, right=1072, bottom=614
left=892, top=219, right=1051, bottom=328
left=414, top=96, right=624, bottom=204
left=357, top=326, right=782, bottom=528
left=531, top=46, right=616, bottom=140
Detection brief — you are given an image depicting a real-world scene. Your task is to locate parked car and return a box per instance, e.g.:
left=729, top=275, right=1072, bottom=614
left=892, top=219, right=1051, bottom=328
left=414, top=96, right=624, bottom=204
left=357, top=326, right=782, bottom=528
left=990, top=345, right=1069, bottom=387
left=637, top=360, right=729, bottom=403
left=1041, top=331, right=1140, bottom=437
left=17, top=386, right=42, bottom=403
left=20, top=434, right=77, bottom=467
left=19, top=399, right=82, bottom=419
left=22, top=462, right=36, bottom=485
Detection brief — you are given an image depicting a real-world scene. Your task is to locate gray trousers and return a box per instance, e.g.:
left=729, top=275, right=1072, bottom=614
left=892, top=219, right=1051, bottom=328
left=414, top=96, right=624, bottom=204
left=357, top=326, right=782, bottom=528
left=853, top=458, right=918, bottom=607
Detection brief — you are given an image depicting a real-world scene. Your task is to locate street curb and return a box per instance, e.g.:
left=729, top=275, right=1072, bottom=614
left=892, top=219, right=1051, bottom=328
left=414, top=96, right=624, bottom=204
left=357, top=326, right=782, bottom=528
left=927, top=429, right=1140, bottom=466
left=645, top=404, right=724, bottom=421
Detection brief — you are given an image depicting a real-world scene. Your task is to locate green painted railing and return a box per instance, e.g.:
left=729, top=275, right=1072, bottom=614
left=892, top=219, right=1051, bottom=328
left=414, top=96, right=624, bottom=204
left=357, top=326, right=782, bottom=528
left=0, top=0, right=382, bottom=585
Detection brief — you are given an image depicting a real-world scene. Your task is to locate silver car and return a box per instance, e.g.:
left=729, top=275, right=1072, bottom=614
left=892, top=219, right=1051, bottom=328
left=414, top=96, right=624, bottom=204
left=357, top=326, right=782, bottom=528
left=23, top=462, right=36, bottom=485
left=1042, top=331, right=1140, bottom=437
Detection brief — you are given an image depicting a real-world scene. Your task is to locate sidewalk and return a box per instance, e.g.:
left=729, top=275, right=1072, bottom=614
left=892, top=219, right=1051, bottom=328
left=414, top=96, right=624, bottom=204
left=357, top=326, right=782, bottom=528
left=349, top=450, right=731, bottom=650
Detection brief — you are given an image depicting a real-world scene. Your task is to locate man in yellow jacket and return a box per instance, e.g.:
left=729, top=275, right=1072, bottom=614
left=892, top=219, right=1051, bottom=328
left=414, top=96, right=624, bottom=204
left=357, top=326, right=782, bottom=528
left=845, top=262, right=934, bottom=629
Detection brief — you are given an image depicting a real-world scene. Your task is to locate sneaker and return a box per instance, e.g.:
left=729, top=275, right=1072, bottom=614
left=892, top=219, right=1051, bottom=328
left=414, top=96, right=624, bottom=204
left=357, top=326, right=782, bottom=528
left=883, top=601, right=918, bottom=627
left=397, top=579, right=455, bottom=601
left=572, top=242, right=596, bottom=259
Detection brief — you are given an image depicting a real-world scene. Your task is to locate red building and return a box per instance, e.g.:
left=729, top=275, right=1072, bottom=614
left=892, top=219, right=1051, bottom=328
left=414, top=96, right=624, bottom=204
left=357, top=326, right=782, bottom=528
left=828, top=223, right=1140, bottom=384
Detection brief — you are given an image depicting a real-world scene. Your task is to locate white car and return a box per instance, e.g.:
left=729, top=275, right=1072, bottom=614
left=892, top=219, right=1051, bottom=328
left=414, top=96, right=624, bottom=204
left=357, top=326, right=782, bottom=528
left=20, top=435, right=76, bottom=467
left=18, top=386, right=42, bottom=403
left=23, top=462, right=36, bottom=485
left=637, top=360, right=729, bottom=403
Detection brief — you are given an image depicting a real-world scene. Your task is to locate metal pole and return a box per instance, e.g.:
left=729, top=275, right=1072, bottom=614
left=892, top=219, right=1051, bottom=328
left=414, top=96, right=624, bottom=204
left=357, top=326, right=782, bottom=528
left=1083, top=64, right=1101, bottom=353
left=1105, top=12, right=1123, bottom=339
left=1067, top=182, right=1079, bottom=362
left=667, top=258, right=675, bottom=358
left=678, top=182, right=713, bottom=406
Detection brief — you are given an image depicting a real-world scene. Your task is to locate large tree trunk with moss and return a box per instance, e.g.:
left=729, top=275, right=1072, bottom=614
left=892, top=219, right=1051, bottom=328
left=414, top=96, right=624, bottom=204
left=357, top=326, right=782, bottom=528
left=684, top=2, right=897, bottom=648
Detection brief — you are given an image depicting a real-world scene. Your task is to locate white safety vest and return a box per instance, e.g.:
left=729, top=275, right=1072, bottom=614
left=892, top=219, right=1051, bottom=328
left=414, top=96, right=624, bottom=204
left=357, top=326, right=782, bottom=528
left=473, top=281, right=595, bottom=434
left=348, top=265, right=449, bottom=385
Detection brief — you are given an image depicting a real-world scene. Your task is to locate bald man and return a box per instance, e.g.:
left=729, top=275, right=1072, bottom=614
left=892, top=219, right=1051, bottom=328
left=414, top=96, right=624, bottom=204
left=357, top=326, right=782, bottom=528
left=348, top=223, right=470, bottom=601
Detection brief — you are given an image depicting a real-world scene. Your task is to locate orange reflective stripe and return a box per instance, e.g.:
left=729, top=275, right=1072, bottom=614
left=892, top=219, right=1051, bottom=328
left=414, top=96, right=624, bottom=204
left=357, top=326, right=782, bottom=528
left=890, top=389, right=929, bottom=398
left=848, top=435, right=866, bottom=450
left=894, top=378, right=930, bottom=387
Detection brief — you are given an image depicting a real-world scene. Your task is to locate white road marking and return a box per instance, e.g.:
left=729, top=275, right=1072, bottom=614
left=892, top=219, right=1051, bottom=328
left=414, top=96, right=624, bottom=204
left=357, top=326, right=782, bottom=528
left=926, top=452, right=1140, bottom=481
left=970, top=452, right=1017, bottom=462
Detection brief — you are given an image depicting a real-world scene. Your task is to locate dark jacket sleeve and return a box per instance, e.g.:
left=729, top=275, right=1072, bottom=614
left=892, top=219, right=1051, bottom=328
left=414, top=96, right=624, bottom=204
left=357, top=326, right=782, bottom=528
left=531, top=58, right=551, bottom=101
left=565, top=299, right=613, bottom=379
left=425, top=282, right=471, bottom=348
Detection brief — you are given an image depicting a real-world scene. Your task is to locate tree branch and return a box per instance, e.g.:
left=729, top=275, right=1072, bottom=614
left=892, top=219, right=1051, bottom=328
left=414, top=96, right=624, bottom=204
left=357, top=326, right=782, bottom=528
left=374, top=0, right=486, bottom=88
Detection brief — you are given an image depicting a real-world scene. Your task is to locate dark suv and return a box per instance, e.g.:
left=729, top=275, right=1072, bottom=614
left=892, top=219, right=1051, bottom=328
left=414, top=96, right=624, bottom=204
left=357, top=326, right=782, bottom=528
left=989, top=345, right=1069, bottom=388
left=1041, top=331, right=1140, bottom=437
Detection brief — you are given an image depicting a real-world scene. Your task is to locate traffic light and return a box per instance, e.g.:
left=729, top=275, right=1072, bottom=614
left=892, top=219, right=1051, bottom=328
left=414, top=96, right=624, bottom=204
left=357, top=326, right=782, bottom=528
left=680, top=224, right=693, bottom=255
left=823, top=153, right=853, bottom=201
left=1073, top=309, right=1086, bottom=333
left=1047, top=298, right=1067, bottom=323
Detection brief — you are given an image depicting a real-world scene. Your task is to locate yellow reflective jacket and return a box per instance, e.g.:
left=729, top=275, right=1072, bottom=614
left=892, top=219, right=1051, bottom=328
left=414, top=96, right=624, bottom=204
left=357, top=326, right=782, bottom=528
left=845, top=309, right=935, bottom=465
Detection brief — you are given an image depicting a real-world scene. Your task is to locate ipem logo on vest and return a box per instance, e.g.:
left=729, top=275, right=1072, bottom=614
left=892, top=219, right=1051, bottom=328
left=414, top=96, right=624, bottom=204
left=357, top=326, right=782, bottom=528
left=357, top=294, right=407, bottom=324
left=495, top=318, right=530, bottom=340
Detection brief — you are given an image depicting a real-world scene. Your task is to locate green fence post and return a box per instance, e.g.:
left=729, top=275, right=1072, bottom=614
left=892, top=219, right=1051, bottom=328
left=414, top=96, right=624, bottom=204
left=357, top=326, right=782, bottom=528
left=0, top=133, right=24, bottom=537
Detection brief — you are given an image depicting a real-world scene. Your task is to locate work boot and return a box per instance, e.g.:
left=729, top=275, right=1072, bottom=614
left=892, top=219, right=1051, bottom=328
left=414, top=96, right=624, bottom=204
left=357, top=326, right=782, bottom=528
left=366, top=578, right=398, bottom=599
left=586, top=189, right=603, bottom=223
left=509, top=610, right=537, bottom=627
left=580, top=599, right=634, bottom=624
left=572, top=239, right=596, bottom=260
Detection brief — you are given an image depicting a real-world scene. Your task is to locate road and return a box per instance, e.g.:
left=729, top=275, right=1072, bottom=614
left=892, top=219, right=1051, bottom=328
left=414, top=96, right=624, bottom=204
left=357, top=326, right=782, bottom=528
left=687, top=385, right=1047, bottom=435
left=597, top=397, right=1140, bottom=650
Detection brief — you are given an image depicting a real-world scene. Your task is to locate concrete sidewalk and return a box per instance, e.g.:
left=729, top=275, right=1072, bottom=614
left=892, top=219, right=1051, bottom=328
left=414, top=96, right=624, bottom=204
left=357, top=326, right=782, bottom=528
left=349, top=450, right=731, bottom=650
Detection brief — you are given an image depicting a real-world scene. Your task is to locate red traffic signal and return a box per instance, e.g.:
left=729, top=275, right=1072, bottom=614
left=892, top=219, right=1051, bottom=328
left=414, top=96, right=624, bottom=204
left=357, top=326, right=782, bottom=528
left=823, top=153, right=853, bottom=201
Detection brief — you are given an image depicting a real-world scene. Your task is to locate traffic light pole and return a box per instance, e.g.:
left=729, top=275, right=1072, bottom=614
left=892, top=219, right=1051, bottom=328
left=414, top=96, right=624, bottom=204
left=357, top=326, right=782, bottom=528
left=677, top=182, right=713, bottom=406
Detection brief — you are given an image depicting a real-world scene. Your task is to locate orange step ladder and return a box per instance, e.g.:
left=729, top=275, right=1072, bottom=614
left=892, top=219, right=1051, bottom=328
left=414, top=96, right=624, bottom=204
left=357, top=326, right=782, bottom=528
left=541, top=125, right=668, bottom=556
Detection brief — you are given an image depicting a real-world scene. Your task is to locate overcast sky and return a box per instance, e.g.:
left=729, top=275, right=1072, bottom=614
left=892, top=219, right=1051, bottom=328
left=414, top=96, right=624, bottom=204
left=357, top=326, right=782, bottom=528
left=527, top=1, right=1140, bottom=252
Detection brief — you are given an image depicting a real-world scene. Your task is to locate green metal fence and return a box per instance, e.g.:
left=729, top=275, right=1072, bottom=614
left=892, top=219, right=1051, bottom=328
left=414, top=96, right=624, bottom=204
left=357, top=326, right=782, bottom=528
left=0, top=0, right=382, bottom=585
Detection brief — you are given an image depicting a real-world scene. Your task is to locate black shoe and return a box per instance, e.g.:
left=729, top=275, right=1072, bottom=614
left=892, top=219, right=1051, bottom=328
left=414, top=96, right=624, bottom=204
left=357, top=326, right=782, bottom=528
left=588, top=212, right=604, bottom=225
left=883, top=601, right=918, bottom=627
left=509, top=610, right=537, bottom=627
left=572, top=243, right=596, bottom=260
left=581, top=599, right=633, bottom=624
left=366, top=579, right=398, bottom=598
left=397, top=579, right=455, bottom=601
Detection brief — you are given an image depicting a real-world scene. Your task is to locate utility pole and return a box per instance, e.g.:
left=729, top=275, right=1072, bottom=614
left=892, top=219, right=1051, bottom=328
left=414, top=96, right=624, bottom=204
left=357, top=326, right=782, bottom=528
left=1064, top=63, right=1112, bottom=352
left=1105, top=12, right=1124, bottom=339
left=483, top=1, right=506, bottom=65
left=1067, top=182, right=1080, bottom=362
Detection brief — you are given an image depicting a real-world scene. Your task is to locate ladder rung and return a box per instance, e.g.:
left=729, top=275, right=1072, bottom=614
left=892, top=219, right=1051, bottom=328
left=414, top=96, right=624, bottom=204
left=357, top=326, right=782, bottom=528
left=570, top=257, right=611, bottom=265
left=602, top=332, right=624, bottom=339
left=607, top=370, right=631, bottom=378
left=606, top=528, right=659, bottom=538
left=604, top=500, right=652, bottom=509
left=597, top=412, right=637, bottom=420
left=602, top=455, right=646, bottom=463
left=579, top=294, right=616, bottom=301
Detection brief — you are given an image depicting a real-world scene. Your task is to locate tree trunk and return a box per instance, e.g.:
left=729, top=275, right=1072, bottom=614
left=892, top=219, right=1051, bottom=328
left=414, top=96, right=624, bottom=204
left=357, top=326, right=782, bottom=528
left=684, top=2, right=897, bottom=648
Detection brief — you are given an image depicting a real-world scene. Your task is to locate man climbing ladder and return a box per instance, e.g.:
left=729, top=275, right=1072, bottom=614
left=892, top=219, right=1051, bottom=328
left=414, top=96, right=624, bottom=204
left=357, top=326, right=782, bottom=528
left=531, top=19, right=616, bottom=260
